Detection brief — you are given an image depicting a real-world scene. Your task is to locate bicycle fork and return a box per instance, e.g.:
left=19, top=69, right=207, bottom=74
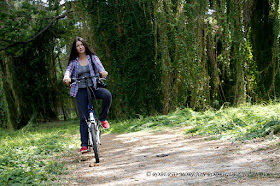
left=88, top=110, right=101, bottom=145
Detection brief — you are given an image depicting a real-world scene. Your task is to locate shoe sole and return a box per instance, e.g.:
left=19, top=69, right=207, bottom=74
left=80, top=150, right=89, bottom=153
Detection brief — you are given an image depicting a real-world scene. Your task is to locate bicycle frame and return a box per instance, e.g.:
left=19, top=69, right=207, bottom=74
left=71, top=76, right=103, bottom=162
left=88, top=107, right=101, bottom=146
left=85, top=77, right=101, bottom=146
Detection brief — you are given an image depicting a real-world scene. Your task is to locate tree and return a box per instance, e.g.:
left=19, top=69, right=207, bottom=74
left=0, top=0, right=74, bottom=129
left=250, top=0, right=279, bottom=99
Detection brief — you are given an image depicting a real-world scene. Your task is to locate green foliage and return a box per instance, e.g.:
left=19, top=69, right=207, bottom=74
left=80, top=0, right=162, bottom=118
left=0, top=120, right=79, bottom=185
left=77, top=0, right=280, bottom=117
left=1, top=0, right=280, bottom=128
left=0, top=0, right=77, bottom=128
left=110, top=103, right=280, bottom=142
left=249, top=0, right=279, bottom=99
left=109, top=108, right=193, bottom=133
left=185, top=103, right=280, bottom=140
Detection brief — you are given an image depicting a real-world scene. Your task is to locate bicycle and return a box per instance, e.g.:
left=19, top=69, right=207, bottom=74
left=71, top=76, right=106, bottom=163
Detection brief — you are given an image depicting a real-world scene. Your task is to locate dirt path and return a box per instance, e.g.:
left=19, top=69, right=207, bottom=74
left=59, top=128, right=280, bottom=185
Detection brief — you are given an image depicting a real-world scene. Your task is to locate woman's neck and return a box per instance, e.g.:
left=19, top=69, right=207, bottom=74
left=78, top=53, right=87, bottom=60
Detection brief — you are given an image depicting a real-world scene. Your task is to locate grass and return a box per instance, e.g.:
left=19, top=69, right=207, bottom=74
left=183, top=103, right=280, bottom=141
left=0, top=120, right=80, bottom=185
left=1, top=103, right=280, bottom=184
left=108, top=103, right=280, bottom=141
left=108, top=108, right=193, bottom=133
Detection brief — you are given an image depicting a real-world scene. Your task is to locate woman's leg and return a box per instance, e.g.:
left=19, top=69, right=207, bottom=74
left=93, top=88, right=112, bottom=121
left=75, top=88, right=89, bottom=147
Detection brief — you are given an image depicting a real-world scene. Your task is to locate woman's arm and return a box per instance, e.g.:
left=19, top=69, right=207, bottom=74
left=63, top=61, right=74, bottom=86
left=91, top=55, right=108, bottom=78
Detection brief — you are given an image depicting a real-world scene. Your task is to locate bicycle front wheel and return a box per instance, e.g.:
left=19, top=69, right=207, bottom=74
left=90, top=123, right=100, bottom=163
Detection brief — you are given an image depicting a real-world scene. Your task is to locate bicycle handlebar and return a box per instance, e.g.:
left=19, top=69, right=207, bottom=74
left=70, top=75, right=107, bottom=86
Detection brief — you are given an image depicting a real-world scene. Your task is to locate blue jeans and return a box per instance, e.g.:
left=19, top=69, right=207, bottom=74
left=76, top=88, right=112, bottom=146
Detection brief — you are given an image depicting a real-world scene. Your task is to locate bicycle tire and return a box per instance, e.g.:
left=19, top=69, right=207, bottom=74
left=96, top=118, right=101, bottom=144
left=90, top=121, right=100, bottom=163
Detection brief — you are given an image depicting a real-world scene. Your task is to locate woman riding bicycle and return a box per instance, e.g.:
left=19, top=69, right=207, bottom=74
left=63, top=37, right=112, bottom=153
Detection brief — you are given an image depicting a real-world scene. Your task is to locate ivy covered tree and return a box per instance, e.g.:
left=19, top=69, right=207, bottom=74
left=0, top=0, right=75, bottom=129
left=250, top=0, right=279, bottom=99
left=75, top=0, right=280, bottom=114
left=0, top=0, right=280, bottom=129
left=76, top=0, right=163, bottom=117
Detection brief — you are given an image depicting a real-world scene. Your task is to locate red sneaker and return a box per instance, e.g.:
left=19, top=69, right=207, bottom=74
left=80, top=146, right=88, bottom=153
left=101, top=120, right=110, bottom=129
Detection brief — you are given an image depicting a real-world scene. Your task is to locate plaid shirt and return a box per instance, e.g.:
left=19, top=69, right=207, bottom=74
left=63, top=54, right=105, bottom=97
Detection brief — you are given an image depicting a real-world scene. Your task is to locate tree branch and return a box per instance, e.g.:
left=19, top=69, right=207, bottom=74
left=0, top=12, right=67, bottom=51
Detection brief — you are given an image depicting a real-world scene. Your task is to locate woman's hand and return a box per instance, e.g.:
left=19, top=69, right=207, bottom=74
left=63, top=77, right=71, bottom=86
left=100, top=71, right=108, bottom=78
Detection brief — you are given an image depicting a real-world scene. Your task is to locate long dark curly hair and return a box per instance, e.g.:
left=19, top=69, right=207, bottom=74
left=68, top=37, right=96, bottom=64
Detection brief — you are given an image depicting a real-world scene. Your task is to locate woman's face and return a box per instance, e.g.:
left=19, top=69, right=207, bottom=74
left=76, top=40, right=85, bottom=54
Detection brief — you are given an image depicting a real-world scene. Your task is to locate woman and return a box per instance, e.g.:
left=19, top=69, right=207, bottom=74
left=63, top=37, right=112, bottom=153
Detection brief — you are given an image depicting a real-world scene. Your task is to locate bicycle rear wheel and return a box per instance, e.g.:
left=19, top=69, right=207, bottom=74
left=90, top=121, right=100, bottom=163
